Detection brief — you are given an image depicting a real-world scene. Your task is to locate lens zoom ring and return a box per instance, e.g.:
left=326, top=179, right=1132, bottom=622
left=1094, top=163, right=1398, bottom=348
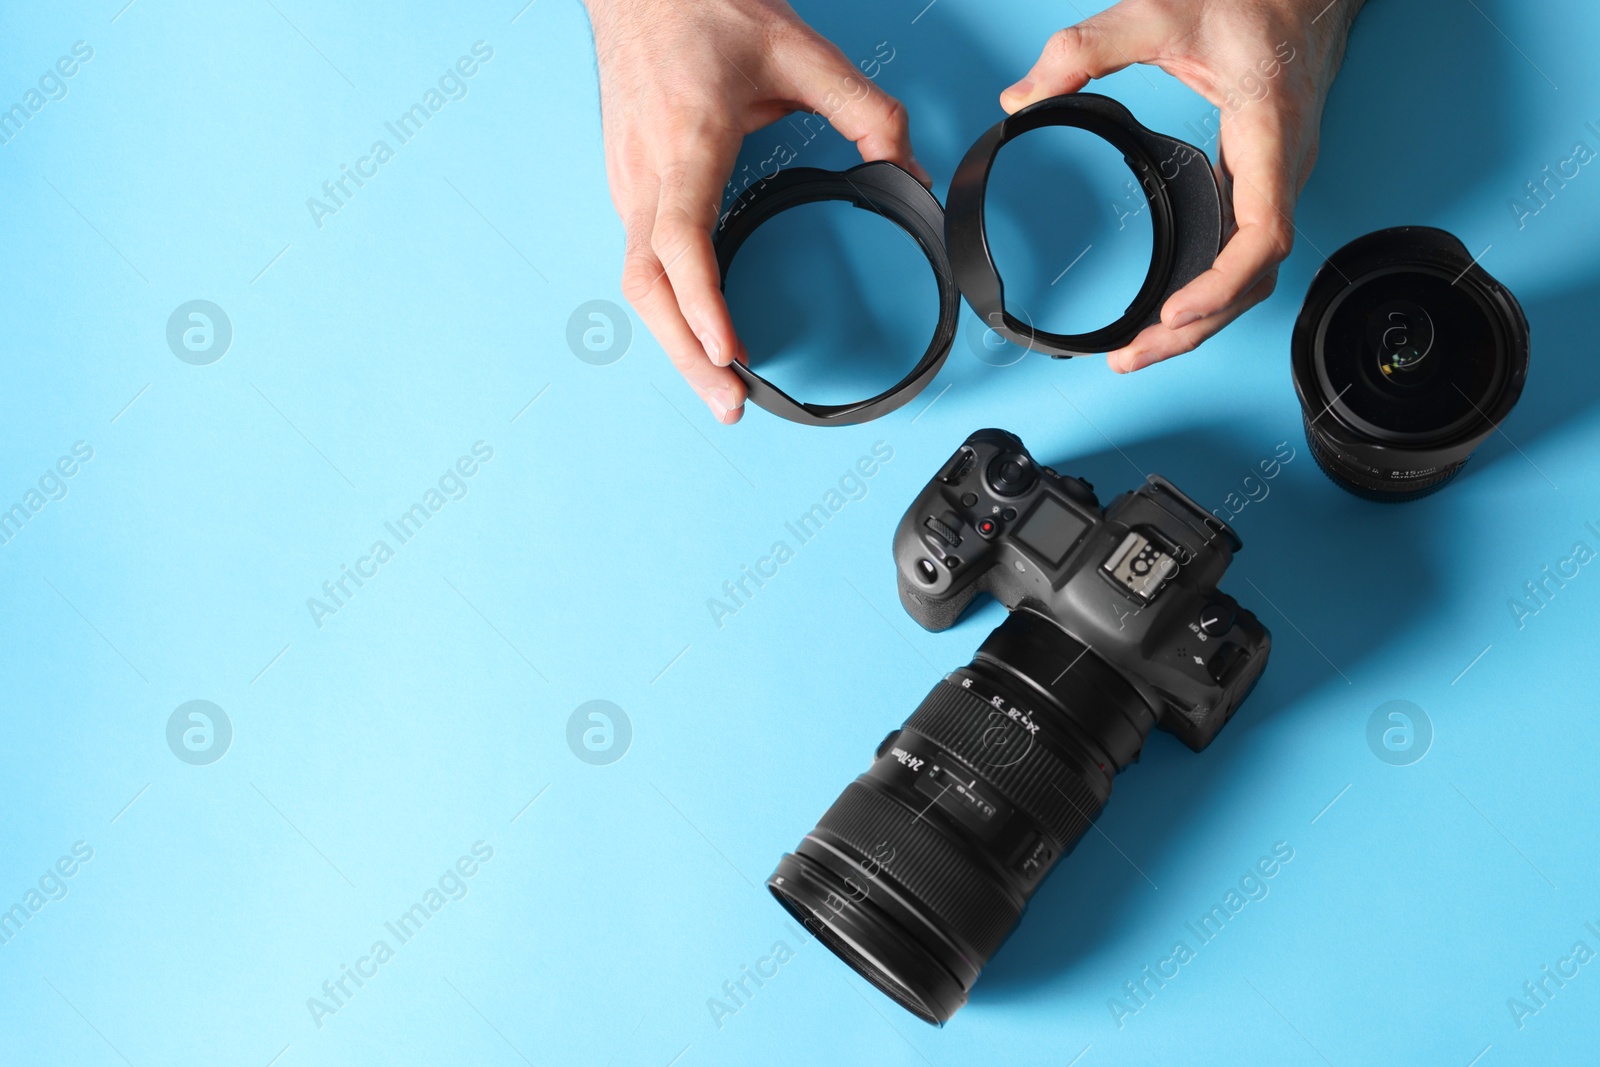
left=904, top=680, right=1108, bottom=850
left=813, top=781, right=1020, bottom=962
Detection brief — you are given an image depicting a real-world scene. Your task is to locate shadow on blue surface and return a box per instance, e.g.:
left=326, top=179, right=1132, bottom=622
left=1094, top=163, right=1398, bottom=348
left=976, top=261, right=1600, bottom=999
left=968, top=423, right=1439, bottom=1000
left=725, top=0, right=1533, bottom=407
left=1305, top=0, right=1521, bottom=235
left=1491, top=277, right=1600, bottom=465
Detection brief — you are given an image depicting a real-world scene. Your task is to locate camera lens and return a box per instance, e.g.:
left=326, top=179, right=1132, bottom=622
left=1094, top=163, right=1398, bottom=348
left=768, top=610, right=1157, bottom=1024
left=1291, top=227, right=1529, bottom=501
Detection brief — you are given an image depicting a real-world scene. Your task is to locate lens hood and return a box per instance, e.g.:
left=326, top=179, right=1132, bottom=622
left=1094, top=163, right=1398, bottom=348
left=713, top=160, right=960, bottom=426
left=946, top=94, right=1221, bottom=357
left=714, top=95, right=1220, bottom=424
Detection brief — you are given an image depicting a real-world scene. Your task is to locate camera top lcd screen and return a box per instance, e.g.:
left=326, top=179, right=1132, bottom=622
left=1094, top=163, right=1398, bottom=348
left=1015, top=496, right=1090, bottom=567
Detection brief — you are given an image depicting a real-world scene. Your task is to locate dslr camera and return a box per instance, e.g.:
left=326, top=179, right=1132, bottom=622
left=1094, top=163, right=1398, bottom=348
left=768, top=429, right=1272, bottom=1024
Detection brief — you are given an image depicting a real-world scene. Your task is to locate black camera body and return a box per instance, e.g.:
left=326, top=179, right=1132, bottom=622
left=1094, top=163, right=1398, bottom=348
left=894, top=429, right=1269, bottom=753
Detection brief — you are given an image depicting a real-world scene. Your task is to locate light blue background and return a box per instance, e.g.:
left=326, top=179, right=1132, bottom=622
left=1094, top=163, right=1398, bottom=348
left=2, top=1, right=1598, bottom=1064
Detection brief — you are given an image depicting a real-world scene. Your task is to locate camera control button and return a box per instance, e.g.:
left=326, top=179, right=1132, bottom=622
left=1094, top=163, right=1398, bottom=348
left=1001, top=507, right=1017, bottom=521
left=961, top=492, right=978, bottom=507
left=1198, top=604, right=1235, bottom=637
left=940, top=447, right=978, bottom=485
left=924, top=514, right=962, bottom=548
left=975, top=517, right=999, bottom=539
left=914, top=558, right=939, bottom=584
left=986, top=452, right=1038, bottom=497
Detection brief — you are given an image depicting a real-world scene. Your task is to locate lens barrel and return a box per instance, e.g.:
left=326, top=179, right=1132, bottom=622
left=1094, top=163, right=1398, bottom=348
left=1291, top=226, right=1529, bottom=502
left=768, top=610, right=1157, bottom=1024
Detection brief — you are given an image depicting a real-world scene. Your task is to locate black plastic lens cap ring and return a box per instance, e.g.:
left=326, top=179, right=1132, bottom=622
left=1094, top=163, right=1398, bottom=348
left=945, top=94, right=1222, bottom=357
left=713, top=161, right=960, bottom=426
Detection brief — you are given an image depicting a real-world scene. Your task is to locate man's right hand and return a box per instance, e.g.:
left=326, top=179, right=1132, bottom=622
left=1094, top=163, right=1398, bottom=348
left=584, top=0, right=927, bottom=423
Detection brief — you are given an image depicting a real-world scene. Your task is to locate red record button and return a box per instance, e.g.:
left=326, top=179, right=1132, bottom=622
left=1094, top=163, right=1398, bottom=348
left=976, top=517, right=998, bottom=538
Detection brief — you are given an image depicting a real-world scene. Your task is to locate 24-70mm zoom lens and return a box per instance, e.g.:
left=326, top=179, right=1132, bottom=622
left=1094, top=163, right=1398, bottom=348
left=768, top=611, right=1155, bottom=1024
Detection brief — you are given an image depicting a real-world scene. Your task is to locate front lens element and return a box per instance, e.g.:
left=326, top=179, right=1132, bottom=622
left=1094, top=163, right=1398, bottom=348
left=1319, top=269, right=1504, bottom=440
left=1369, top=298, right=1435, bottom=379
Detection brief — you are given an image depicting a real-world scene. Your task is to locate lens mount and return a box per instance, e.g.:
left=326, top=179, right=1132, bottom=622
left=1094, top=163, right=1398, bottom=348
left=713, top=160, right=960, bottom=426
left=945, top=93, right=1222, bottom=357
left=1292, top=226, right=1529, bottom=501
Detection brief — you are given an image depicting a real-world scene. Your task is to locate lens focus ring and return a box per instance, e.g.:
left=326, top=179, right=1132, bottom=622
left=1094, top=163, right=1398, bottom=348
left=904, top=679, right=1110, bottom=851
left=1302, top=413, right=1466, bottom=502
left=812, top=781, right=1022, bottom=962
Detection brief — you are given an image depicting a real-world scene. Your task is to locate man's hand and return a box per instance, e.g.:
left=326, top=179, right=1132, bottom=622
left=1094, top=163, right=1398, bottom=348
left=1002, top=0, right=1365, bottom=372
left=585, top=0, right=926, bottom=422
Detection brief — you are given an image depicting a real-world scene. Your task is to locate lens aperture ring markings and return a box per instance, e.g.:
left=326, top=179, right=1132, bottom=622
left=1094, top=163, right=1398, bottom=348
left=810, top=781, right=1023, bottom=964
left=903, top=677, right=1110, bottom=856
left=1302, top=414, right=1466, bottom=502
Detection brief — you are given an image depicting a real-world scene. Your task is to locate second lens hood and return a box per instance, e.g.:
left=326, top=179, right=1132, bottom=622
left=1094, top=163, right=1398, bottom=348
left=946, top=94, right=1222, bottom=357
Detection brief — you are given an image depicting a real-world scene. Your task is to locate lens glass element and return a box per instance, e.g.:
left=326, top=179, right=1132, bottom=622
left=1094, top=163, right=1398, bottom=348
left=1369, top=298, right=1434, bottom=379
left=1318, top=268, right=1504, bottom=440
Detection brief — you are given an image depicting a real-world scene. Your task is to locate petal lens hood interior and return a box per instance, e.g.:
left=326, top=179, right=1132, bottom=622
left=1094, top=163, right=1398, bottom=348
left=713, top=160, right=960, bottom=427
left=946, top=94, right=1222, bottom=357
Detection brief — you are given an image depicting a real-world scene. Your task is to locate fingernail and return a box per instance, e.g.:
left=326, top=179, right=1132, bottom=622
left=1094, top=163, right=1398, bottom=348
left=1003, top=77, right=1033, bottom=99
left=699, top=332, right=725, bottom=366
left=709, top=387, right=742, bottom=420
left=1167, top=311, right=1200, bottom=330
left=1111, top=351, right=1137, bottom=374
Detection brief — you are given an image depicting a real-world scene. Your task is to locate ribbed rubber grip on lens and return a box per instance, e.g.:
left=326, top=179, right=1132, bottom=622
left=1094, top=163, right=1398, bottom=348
left=812, top=781, right=1021, bottom=962
left=903, top=679, right=1109, bottom=851
left=1303, top=417, right=1466, bottom=502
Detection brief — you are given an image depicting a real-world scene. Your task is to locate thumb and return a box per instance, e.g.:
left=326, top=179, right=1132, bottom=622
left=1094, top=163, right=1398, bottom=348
left=784, top=36, right=930, bottom=184
left=1002, top=6, right=1167, bottom=112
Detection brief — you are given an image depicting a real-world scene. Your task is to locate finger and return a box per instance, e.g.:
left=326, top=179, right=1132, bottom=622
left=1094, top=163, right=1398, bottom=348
left=621, top=206, right=747, bottom=423
left=1001, top=5, right=1173, bottom=111
left=1159, top=105, right=1297, bottom=330
left=1108, top=271, right=1277, bottom=372
left=782, top=36, right=929, bottom=183
left=1212, top=155, right=1236, bottom=241
left=653, top=121, right=745, bottom=370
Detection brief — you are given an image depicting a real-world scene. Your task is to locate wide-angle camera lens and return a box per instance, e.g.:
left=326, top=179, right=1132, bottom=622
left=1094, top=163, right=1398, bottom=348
left=767, top=611, right=1155, bottom=1025
left=1291, top=226, right=1529, bottom=501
